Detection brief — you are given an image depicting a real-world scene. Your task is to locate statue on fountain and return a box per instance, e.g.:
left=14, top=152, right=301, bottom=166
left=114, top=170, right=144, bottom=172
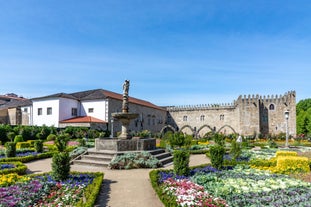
left=112, top=80, right=138, bottom=139
left=122, top=80, right=130, bottom=113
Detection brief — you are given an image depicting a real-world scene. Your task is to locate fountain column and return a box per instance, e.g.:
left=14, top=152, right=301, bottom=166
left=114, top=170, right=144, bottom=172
left=112, top=80, right=138, bottom=139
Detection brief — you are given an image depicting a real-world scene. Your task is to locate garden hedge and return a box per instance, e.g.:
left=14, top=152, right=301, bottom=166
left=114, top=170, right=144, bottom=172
left=149, top=169, right=178, bottom=207
left=75, top=172, right=104, bottom=207
left=0, top=161, right=27, bottom=175
left=0, top=151, right=55, bottom=163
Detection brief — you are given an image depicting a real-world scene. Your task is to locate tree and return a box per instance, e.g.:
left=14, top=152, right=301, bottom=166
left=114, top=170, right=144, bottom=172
left=296, top=99, right=311, bottom=136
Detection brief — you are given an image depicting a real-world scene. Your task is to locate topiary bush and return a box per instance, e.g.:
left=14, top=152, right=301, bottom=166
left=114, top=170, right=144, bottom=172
left=168, top=132, right=192, bottom=149
left=51, top=134, right=70, bottom=181
left=14, top=135, right=24, bottom=143
left=51, top=151, right=70, bottom=181
left=5, top=142, right=16, bottom=158
left=34, top=140, right=44, bottom=153
left=7, top=132, right=15, bottom=142
left=173, top=150, right=190, bottom=176
left=46, top=134, right=57, bottom=141
left=230, top=140, right=241, bottom=160
left=209, top=144, right=225, bottom=170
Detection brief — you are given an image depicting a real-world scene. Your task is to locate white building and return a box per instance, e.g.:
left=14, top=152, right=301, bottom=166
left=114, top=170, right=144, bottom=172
left=31, top=89, right=167, bottom=135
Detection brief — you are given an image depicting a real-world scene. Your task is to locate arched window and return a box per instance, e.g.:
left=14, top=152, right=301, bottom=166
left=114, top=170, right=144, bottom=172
left=183, top=115, right=188, bottom=121
left=200, top=115, right=205, bottom=121
left=220, top=114, right=224, bottom=120
left=269, top=104, right=275, bottom=110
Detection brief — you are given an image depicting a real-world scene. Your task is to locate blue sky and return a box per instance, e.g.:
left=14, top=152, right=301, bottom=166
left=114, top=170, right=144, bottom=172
left=1, top=0, right=310, bottom=106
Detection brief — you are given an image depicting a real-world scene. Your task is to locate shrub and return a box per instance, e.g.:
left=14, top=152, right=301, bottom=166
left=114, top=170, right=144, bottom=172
left=159, top=139, right=167, bottom=148
left=14, top=135, right=24, bottom=143
left=212, top=133, right=225, bottom=146
left=78, top=138, right=86, bottom=147
left=168, top=132, right=192, bottom=149
left=5, top=142, right=16, bottom=158
left=7, top=132, right=15, bottom=142
left=268, top=140, right=278, bottom=148
left=109, top=152, right=162, bottom=169
left=173, top=150, right=190, bottom=176
left=52, top=134, right=70, bottom=181
left=51, top=152, right=70, bottom=181
left=46, top=134, right=57, bottom=141
left=209, top=144, right=225, bottom=170
left=55, top=134, right=70, bottom=152
left=34, top=140, right=44, bottom=153
left=26, top=140, right=36, bottom=147
left=19, top=126, right=33, bottom=141
left=230, top=140, right=241, bottom=160
left=16, top=142, right=31, bottom=149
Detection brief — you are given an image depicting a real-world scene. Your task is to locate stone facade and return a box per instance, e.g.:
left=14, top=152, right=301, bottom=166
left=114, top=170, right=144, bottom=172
left=108, top=98, right=167, bottom=136
left=166, top=91, right=296, bottom=137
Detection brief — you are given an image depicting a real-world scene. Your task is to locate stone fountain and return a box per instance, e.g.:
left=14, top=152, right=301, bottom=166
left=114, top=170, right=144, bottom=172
left=111, top=80, right=139, bottom=139
left=95, top=80, right=156, bottom=151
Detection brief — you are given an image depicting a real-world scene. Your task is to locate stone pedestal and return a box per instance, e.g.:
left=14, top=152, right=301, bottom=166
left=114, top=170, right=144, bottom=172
left=95, top=138, right=156, bottom=151
left=111, top=112, right=138, bottom=139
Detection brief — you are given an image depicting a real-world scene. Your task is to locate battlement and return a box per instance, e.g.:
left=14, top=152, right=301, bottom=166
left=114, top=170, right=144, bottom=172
left=166, top=102, right=236, bottom=111
left=236, top=91, right=296, bottom=105
left=166, top=91, right=296, bottom=111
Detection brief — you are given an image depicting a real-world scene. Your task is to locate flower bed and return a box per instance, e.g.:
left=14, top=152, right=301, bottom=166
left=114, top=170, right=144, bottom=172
left=0, top=172, right=103, bottom=207
left=151, top=165, right=311, bottom=207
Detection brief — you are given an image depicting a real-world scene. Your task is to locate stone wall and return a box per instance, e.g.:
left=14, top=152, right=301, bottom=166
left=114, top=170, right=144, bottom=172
left=167, top=91, right=296, bottom=137
left=0, top=109, right=8, bottom=124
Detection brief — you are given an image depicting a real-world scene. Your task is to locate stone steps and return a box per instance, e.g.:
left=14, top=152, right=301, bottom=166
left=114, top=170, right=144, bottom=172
left=72, top=148, right=173, bottom=168
left=72, top=149, right=115, bottom=168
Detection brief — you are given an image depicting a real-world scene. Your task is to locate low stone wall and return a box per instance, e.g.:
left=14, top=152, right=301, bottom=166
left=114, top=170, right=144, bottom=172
left=95, top=138, right=156, bottom=151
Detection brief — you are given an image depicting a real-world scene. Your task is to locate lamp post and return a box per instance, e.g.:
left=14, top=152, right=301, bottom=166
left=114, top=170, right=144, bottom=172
left=284, top=110, right=289, bottom=148
left=110, top=118, right=114, bottom=138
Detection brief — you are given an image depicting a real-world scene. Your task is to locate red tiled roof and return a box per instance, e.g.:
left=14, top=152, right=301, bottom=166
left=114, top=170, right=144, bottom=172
left=101, top=90, right=165, bottom=111
left=60, top=116, right=107, bottom=123
left=32, top=88, right=166, bottom=111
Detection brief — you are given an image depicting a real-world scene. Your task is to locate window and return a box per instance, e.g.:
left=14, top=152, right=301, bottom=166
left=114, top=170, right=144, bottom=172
left=183, top=115, right=188, bottom=121
left=23, top=108, right=28, bottom=113
left=47, top=107, right=52, bottom=115
left=269, top=104, right=275, bottom=110
left=220, top=114, right=224, bottom=120
left=38, top=108, right=42, bottom=116
left=71, top=108, right=78, bottom=116
left=88, top=108, right=94, bottom=113
left=200, top=115, right=205, bottom=121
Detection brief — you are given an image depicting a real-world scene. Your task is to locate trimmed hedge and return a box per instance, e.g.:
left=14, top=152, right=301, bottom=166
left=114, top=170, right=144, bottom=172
left=75, top=172, right=104, bottom=207
left=16, top=142, right=31, bottom=149
left=0, top=161, right=27, bottom=175
left=149, top=169, right=178, bottom=207
left=0, top=151, right=55, bottom=163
